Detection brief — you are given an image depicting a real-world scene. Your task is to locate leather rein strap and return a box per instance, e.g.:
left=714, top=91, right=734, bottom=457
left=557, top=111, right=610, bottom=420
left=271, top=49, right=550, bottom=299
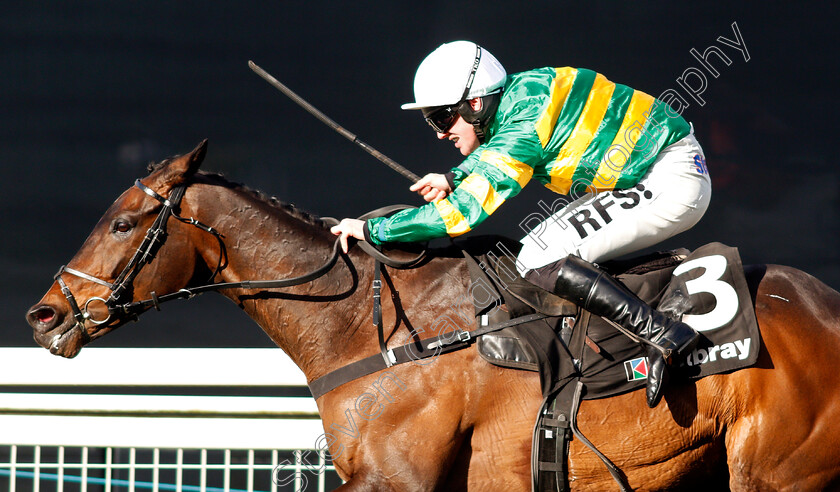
left=118, top=236, right=343, bottom=316
left=56, top=179, right=422, bottom=326
left=117, top=205, right=425, bottom=317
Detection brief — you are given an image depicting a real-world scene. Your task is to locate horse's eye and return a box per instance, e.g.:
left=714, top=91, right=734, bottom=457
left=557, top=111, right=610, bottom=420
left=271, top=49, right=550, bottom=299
left=113, top=220, right=133, bottom=234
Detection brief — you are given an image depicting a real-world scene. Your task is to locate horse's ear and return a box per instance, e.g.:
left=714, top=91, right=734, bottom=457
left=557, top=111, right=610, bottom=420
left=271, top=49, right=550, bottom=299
left=148, top=139, right=208, bottom=191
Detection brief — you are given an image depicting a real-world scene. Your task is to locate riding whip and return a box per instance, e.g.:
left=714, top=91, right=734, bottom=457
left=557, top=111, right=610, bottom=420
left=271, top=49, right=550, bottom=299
left=248, top=61, right=420, bottom=183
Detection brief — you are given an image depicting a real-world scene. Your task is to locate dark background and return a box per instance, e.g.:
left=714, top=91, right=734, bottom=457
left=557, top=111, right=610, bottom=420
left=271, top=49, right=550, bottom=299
left=3, top=2, right=838, bottom=349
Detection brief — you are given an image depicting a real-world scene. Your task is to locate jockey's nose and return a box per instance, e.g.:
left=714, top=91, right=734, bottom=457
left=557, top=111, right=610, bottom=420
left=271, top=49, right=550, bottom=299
left=27, top=304, right=59, bottom=333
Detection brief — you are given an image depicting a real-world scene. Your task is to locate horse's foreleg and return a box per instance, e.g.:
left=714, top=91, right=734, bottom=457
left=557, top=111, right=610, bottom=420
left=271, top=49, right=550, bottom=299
left=329, top=422, right=470, bottom=492
left=320, top=360, right=474, bottom=491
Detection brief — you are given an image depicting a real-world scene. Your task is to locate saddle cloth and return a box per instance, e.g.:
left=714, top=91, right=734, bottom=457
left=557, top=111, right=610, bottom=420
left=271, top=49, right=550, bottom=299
left=460, top=240, right=761, bottom=400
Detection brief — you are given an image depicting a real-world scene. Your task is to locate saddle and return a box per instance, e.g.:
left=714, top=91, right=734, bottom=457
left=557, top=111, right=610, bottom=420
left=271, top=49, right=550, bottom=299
left=456, top=238, right=761, bottom=492
left=459, top=237, right=687, bottom=395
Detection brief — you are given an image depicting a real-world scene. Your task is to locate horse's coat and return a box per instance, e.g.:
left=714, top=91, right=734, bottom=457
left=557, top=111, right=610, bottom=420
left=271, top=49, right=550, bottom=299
left=27, top=142, right=840, bottom=491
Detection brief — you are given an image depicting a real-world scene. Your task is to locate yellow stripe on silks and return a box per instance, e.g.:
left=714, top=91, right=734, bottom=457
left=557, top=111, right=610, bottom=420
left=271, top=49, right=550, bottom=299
left=479, top=151, right=534, bottom=188
left=534, top=67, right=578, bottom=147
left=433, top=199, right=472, bottom=236
left=460, top=173, right=505, bottom=215
left=591, top=91, right=655, bottom=190
left=548, top=74, right=616, bottom=194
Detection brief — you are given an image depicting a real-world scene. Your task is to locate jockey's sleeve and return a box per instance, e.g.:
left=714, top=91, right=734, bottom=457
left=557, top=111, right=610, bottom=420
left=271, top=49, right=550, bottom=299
left=365, top=121, right=542, bottom=244
left=444, top=146, right=484, bottom=190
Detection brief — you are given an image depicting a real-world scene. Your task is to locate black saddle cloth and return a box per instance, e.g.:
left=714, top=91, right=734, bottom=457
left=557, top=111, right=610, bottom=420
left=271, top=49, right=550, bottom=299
left=454, top=237, right=759, bottom=400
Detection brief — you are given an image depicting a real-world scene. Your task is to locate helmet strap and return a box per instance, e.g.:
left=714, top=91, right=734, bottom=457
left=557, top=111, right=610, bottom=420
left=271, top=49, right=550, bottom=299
left=458, top=90, right=503, bottom=143
left=472, top=121, right=486, bottom=142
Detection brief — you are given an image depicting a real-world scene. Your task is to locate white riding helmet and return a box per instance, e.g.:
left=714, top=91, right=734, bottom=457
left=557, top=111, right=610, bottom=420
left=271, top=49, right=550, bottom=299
left=402, top=41, right=507, bottom=110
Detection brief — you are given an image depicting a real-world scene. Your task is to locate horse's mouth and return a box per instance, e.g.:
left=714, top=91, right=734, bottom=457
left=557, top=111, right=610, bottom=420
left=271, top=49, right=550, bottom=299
left=35, top=323, right=84, bottom=359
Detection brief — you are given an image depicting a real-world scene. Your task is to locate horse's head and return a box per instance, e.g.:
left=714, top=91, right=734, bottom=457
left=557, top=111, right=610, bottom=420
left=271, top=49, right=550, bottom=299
left=26, top=140, right=212, bottom=357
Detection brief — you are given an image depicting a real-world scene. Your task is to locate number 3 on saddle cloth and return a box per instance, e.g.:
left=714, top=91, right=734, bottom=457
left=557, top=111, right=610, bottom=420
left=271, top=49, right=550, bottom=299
left=584, top=242, right=760, bottom=397
left=465, top=241, right=761, bottom=401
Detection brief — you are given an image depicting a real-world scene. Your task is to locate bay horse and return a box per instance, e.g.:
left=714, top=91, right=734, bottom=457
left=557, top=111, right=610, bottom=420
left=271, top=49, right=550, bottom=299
left=26, top=141, right=840, bottom=491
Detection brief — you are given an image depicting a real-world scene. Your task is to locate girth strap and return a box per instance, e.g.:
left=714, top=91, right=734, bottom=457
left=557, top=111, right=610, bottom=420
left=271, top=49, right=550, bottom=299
left=535, top=388, right=572, bottom=492
left=308, top=311, right=549, bottom=400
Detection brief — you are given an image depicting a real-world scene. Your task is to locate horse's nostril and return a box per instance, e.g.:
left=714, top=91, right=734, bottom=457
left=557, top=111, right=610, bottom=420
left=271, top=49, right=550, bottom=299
left=29, top=306, right=57, bottom=326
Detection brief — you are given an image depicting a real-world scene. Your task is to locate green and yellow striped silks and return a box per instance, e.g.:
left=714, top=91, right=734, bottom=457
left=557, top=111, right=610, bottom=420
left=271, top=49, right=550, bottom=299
left=533, top=68, right=690, bottom=195
left=366, top=66, right=690, bottom=245
left=367, top=150, right=533, bottom=243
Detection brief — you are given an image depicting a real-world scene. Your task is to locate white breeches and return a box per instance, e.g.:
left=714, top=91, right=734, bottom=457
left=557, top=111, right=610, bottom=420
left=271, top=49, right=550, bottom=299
left=517, top=131, right=711, bottom=275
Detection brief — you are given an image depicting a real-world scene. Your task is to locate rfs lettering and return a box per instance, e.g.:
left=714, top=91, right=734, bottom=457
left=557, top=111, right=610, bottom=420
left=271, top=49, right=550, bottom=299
left=567, top=184, right=655, bottom=239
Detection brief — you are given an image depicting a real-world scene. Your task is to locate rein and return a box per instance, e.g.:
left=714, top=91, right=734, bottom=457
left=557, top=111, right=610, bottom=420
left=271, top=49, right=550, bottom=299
left=54, top=178, right=543, bottom=402
left=118, top=204, right=427, bottom=316
left=53, top=179, right=424, bottom=342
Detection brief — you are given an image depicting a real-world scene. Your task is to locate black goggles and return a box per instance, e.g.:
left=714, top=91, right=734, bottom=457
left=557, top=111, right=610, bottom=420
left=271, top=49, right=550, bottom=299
left=421, top=45, right=483, bottom=134
left=422, top=104, right=462, bottom=133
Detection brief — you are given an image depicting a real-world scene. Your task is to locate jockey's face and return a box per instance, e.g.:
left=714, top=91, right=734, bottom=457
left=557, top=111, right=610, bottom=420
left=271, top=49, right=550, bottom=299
left=436, top=113, right=480, bottom=156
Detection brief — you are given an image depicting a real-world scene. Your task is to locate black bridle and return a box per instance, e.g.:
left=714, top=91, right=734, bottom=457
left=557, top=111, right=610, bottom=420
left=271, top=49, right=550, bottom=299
left=51, top=179, right=423, bottom=348
left=52, top=180, right=225, bottom=344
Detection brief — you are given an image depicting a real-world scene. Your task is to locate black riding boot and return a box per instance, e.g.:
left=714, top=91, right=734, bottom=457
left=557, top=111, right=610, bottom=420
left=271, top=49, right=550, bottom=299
left=526, top=255, right=699, bottom=408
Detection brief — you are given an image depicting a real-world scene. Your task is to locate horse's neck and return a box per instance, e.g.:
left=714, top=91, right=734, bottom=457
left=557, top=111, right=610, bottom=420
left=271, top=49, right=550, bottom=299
left=187, top=183, right=373, bottom=380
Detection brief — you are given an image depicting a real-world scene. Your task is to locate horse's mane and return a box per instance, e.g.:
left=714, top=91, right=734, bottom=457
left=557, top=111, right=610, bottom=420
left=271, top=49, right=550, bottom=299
left=147, top=160, right=326, bottom=229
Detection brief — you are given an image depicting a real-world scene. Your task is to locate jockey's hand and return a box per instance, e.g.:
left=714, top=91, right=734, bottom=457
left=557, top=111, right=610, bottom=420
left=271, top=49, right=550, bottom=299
left=330, top=218, right=365, bottom=254
left=410, top=173, right=452, bottom=202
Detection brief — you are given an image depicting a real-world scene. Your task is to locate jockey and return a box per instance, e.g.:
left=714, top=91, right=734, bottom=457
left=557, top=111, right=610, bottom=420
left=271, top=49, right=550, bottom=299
left=331, top=41, right=711, bottom=408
